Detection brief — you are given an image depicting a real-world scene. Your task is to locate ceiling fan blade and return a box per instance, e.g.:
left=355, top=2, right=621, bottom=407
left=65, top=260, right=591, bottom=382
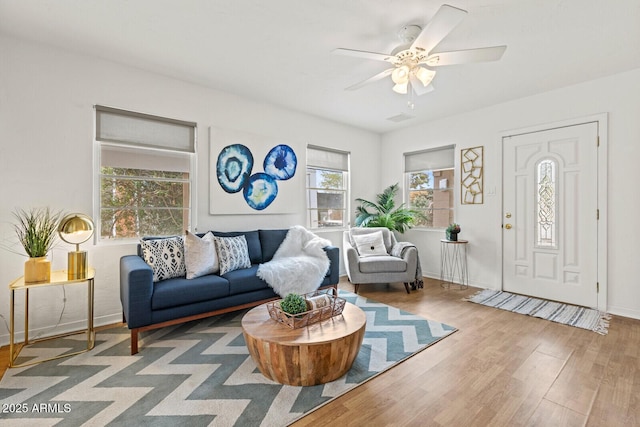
left=409, top=76, right=435, bottom=96
left=345, top=68, right=394, bottom=91
left=411, top=4, right=467, bottom=54
left=332, top=48, right=393, bottom=62
left=424, top=45, right=507, bottom=66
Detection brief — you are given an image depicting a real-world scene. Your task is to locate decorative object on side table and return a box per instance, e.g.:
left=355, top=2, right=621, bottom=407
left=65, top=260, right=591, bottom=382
left=267, top=290, right=346, bottom=329
left=58, top=213, right=95, bottom=280
left=13, top=207, right=62, bottom=283
left=446, top=223, right=461, bottom=241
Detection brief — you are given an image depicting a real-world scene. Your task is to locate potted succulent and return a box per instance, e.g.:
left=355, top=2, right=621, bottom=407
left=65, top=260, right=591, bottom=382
left=13, top=207, right=62, bottom=282
left=446, top=223, right=461, bottom=241
left=279, top=293, right=308, bottom=316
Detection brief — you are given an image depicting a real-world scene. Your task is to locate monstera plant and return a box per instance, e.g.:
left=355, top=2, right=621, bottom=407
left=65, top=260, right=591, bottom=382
left=354, top=183, right=421, bottom=233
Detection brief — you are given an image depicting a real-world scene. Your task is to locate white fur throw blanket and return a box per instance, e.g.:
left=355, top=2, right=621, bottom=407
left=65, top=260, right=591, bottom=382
left=257, top=226, right=331, bottom=297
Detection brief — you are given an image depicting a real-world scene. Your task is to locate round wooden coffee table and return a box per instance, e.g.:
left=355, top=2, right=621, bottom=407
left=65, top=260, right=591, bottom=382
left=241, top=302, right=366, bottom=386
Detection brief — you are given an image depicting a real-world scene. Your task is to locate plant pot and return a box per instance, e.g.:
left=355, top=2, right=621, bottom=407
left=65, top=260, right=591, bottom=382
left=446, top=232, right=458, bottom=241
left=24, top=256, right=51, bottom=283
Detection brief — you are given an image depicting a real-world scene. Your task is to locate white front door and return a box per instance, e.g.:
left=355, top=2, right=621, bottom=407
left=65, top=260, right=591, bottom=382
left=502, top=122, right=599, bottom=308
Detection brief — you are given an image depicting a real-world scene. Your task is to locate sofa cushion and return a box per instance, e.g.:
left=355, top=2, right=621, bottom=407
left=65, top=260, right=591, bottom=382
left=212, top=230, right=262, bottom=264
left=259, top=229, right=288, bottom=262
left=152, top=274, right=230, bottom=310
left=223, top=265, right=270, bottom=295
left=140, top=236, right=186, bottom=282
left=358, top=255, right=407, bottom=274
left=184, top=231, right=219, bottom=279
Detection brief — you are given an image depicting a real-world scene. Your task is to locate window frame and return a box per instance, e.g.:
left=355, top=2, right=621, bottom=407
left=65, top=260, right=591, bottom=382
left=306, top=146, right=350, bottom=230
left=404, top=145, right=456, bottom=229
left=93, top=106, right=197, bottom=242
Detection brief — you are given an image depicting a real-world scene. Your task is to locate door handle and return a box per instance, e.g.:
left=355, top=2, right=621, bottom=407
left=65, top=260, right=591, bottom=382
left=505, top=224, right=512, bottom=229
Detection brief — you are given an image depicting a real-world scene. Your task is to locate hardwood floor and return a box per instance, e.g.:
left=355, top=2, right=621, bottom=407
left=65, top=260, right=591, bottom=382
left=1, top=277, right=637, bottom=426
left=293, top=278, right=639, bottom=427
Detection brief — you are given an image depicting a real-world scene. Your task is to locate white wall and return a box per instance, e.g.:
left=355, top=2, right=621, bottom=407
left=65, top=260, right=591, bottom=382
left=381, top=68, right=640, bottom=319
left=0, top=35, right=381, bottom=345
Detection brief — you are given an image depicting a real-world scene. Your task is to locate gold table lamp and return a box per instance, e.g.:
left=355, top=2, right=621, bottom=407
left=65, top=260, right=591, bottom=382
left=58, top=213, right=94, bottom=280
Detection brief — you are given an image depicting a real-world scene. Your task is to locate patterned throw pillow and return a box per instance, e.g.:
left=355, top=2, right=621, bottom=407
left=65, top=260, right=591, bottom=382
left=214, top=235, right=251, bottom=275
left=140, top=236, right=186, bottom=282
left=184, top=231, right=219, bottom=279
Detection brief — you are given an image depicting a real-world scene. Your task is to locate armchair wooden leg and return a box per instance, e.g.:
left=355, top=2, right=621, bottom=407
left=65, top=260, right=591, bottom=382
left=354, top=284, right=360, bottom=294
left=404, top=283, right=411, bottom=294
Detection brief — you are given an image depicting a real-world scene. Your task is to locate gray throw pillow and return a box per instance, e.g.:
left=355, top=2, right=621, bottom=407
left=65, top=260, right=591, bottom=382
left=214, top=235, right=251, bottom=275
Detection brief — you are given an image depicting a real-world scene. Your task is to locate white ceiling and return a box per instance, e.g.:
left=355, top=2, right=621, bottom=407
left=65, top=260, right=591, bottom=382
left=1, top=0, right=639, bottom=133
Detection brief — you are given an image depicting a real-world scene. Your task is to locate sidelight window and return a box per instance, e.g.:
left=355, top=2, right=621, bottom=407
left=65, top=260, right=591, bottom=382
left=536, top=159, right=557, bottom=248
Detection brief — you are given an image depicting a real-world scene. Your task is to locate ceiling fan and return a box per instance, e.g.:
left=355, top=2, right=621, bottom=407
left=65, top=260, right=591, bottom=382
left=333, top=4, right=507, bottom=96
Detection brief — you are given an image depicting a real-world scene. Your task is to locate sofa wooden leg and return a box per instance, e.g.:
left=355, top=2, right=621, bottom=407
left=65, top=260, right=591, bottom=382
left=404, top=283, right=411, bottom=294
left=354, top=284, right=360, bottom=294
left=131, top=330, right=139, bottom=355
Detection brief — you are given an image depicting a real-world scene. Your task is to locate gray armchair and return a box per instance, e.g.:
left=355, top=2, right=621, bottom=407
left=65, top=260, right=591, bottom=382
left=343, top=227, right=420, bottom=294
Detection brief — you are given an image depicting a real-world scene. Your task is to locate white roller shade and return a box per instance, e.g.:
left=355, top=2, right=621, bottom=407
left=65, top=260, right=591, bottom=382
left=96, top=105, right=196, bottom=153
left=101, top=144, right=190, bottom=173
left=404, top=145, right=455, bottom=172
left=307, top=145, right=349, bottom=171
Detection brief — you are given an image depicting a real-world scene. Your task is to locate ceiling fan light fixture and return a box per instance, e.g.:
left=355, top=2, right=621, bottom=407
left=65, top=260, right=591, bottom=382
left=415, top=66, right=436, bottom=86
left=334, top=4, right=506, bottom=98
left=392, top=82, right=408, bottom=94
left=391, top=65, right=410, bottom=84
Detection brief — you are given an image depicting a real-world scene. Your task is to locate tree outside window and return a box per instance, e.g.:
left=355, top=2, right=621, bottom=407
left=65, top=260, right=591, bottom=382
left=307, top=168, right=347, bottom=228
left=100, top=167, right=189, bottom=239
left=407, top=168, right=454, bottom=228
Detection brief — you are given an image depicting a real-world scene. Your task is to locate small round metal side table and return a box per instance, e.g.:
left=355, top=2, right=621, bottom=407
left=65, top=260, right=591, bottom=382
left=440, top=239, right=469, bottom=290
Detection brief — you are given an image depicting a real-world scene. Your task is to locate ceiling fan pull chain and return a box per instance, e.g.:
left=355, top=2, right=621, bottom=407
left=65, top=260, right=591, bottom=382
left=407, top=84, right=415, bottom=109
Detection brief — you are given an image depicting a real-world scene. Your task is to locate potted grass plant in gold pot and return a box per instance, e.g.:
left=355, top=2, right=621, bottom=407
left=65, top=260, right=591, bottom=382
left=13, top=207, right=62, bottom=283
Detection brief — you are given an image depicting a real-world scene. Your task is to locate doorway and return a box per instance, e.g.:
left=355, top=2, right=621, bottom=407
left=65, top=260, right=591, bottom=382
left=501, top=117, right=606, bottom=309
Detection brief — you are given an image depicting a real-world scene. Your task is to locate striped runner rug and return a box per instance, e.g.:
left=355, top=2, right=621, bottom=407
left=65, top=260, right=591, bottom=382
left=466, top=289, right=610, bottom=334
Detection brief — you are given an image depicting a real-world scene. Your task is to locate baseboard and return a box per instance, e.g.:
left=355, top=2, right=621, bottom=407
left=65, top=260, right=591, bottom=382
left=607, top=305, right=640, bottom=320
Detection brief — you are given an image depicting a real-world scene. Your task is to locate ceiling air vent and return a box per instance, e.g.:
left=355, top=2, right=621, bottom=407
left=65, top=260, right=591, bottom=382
left=387, top=113, right=415, bottom=122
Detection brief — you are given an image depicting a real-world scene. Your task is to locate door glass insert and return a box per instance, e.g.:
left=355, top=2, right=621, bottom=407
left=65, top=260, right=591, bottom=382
left=536, top=159, right=557, bottom=248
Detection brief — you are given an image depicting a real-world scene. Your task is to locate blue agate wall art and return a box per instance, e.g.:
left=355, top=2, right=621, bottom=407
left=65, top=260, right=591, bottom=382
left=215, top=142, right=297, bottom=211
left=216, top=144, right=254, bottom=193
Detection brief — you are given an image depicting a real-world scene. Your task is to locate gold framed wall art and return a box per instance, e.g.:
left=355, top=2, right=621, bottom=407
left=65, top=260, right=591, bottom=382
left=461, top=146, right=484, bottom=204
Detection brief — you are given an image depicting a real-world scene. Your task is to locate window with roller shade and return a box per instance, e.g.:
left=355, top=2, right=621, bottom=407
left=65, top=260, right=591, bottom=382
left=306, top=145, right=350, bottom=229
left=95, top=106, right=196, bottom=240
left=404, top=145, right=455, bottom=228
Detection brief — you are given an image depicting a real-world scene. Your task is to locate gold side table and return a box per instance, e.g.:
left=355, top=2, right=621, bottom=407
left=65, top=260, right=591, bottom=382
left=9, top=268, right=96, bottom=368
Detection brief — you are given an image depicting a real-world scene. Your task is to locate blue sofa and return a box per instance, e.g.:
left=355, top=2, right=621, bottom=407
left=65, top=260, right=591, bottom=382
left=120, top=229, right=339, bottom=354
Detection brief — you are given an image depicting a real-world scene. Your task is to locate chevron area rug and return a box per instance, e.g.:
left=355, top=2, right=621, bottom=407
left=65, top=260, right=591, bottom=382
left=466, top=289, right=610, bottom=334
left=0, top=291, right=456, bottom=426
